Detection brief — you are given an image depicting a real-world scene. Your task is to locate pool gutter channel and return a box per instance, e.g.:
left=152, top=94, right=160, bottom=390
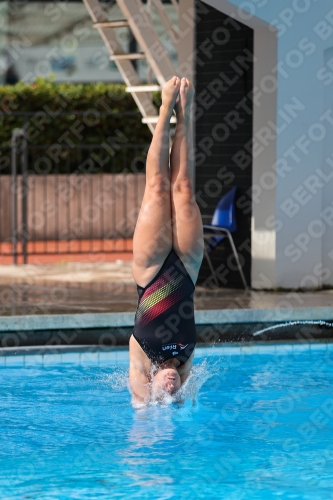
left=0, top=307, right=333, bottom=350
left=1, top=308, right=333, bottom=332
left=1, top=338, right=333, bottom=357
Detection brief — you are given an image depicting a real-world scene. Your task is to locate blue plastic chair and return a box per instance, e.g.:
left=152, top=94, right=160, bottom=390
left=203, top=186, right=248, bottom=289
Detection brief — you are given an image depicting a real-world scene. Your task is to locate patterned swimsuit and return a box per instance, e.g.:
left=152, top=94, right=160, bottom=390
left=132, top=249, right=196, bottom=366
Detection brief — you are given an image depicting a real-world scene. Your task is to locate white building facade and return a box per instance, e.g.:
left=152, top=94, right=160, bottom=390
left=180, top=0, right=333, bottom=289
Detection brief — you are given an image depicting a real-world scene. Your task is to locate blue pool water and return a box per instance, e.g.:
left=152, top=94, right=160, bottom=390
left=1, top=343, right=333, bottom=499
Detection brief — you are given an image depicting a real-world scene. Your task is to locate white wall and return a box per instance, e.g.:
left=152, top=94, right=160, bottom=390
left=202, top=0, right=333, bottom=288
left=322, top=46, right=333, bottom=286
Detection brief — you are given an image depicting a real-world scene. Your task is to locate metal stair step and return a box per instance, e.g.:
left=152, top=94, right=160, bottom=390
left=110, top=53, right=146, bottom=61
left=93, top=20, right=129, bottom=28
left=82, top=0, right=178, bottom=134
left=142, top=116, right=177, bottom=124
left=126, top=85, right=161, bottom=93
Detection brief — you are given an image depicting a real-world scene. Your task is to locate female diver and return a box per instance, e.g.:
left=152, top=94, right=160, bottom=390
left=129, top=77, right=204, bottom=404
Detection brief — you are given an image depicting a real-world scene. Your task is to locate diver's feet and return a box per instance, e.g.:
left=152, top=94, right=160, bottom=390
left=174, top=77, right=194, bottom=122
left=161, top=76, right=181, bottom=117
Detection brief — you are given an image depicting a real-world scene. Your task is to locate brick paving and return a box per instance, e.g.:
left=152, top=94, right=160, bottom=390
left=0, top=260, right=332, bottom=317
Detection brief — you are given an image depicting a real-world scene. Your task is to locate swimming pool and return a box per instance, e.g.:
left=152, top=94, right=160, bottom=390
left=1, top=342, right=333, bottom=499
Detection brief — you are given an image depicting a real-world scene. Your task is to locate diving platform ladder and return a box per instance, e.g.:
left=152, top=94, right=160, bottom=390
left=82, top=0, right=179, bottom=133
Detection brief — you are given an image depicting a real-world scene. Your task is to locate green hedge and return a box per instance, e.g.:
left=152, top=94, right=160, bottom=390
left=0, top=78, right=160, bottom=174
left=0, top=78, right=157, bottom=145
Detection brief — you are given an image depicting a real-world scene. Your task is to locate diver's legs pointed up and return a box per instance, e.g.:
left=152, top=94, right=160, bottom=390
left=129, top=77, right=203, bottom=405
left=132, top=76, right=181, bottom=288
left=170, top=78, right=204, bottom=284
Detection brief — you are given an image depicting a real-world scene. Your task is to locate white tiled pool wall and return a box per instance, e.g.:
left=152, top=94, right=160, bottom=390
left=1, top=342, right=333, bottom=367
left=0, top=347, right=130, bottom=367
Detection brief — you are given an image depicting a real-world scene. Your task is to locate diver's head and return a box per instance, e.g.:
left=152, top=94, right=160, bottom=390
left=152, top=367, right=181, bottom=397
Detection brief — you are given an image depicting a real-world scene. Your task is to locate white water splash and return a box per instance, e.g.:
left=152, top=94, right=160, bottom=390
left=147, top=357, right=221, bottom=409
left=103, top=355, right=223, bottom=409
left=105, top=367, right=129, bottom=392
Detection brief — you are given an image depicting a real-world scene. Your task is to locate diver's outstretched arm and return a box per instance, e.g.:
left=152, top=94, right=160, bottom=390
left=177, top=350, right=194, bottom=385
left=129, top=336, right=151, bottom=404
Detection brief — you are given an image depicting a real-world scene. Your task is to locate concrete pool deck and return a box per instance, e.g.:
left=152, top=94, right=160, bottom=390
left=0, top=261, right=332, bottom=344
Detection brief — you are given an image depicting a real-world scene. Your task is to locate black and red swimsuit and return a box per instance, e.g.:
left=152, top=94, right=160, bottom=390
left=133, top=248, right=196, bottom=366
